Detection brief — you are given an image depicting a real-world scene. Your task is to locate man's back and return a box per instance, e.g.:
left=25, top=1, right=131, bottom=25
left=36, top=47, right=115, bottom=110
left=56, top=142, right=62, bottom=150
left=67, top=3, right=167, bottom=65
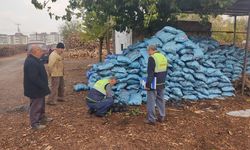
left=23, top=55, right=50, bottom=98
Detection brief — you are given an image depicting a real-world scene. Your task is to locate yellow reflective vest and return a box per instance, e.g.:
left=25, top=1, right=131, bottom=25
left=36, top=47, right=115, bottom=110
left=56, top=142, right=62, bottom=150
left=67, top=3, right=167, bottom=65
left=93, top=79, right=109, bottom=95
left=151, top=52, right=168, bottom=73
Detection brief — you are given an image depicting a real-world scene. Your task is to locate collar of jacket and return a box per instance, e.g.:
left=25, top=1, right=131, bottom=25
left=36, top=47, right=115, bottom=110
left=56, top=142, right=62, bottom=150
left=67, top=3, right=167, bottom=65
left=29, top=54, right=40, bottom=62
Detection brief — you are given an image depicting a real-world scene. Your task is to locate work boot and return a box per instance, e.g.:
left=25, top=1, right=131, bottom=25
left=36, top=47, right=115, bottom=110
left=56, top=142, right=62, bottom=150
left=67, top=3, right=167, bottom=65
left=144, top=119, right=156, bottom=126
left=32, top=124, right=46, bottom=130
left=40, top=116, right=53, bottom=125
left=88, top=109, right=96, bottom=115
left=57, top=98, right=65, bottom=102
left=156, top=116, right=165, bottom=123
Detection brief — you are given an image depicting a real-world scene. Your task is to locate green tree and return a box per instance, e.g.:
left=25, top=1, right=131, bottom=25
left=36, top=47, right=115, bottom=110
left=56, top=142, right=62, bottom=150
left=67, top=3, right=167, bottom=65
left=32, top=0, right=236, bottom=33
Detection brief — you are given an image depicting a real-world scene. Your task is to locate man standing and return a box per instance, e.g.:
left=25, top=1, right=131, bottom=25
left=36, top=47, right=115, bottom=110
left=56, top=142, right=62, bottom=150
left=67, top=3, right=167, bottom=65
left=47, top=43, right=65, bottom=105
left=86, top=77, right=117, bottom=117
left=24, top=46, right=52, bottom=129
left=145, top=45, right=168, bottom=125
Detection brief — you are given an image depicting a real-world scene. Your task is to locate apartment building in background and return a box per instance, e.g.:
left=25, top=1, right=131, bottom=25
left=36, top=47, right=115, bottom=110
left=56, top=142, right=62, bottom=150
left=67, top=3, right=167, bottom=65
left=0, top=33, right=28, bottom=45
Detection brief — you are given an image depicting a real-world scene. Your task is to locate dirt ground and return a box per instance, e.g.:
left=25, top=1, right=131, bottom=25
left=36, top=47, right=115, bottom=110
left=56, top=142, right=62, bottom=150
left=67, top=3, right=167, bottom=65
left=0, top=56, right=250, bottom=150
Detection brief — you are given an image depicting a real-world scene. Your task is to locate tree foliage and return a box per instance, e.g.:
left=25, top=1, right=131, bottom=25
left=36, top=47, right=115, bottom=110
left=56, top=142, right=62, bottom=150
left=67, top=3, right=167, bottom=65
left=31, top=0, right=236, bottom=34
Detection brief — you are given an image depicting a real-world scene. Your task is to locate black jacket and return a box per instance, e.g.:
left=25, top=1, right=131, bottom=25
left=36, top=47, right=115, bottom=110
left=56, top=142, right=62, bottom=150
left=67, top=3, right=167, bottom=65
left=23, top=55, right=50, bottom=98
left=146, top=56, right=167, bottom=90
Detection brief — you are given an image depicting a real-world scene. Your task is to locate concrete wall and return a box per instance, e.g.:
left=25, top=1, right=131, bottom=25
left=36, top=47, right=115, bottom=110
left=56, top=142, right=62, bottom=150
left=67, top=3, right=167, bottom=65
left=113, top=30, right=132, bottom=54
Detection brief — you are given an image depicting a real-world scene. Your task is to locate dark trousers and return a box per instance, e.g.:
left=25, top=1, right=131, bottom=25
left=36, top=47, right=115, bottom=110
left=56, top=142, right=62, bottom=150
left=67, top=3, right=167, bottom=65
left=87, top=97, right=114, bottom=116
left=48, top=76, right=64, bottom=103
left=30, top=97, right=45, bottom=127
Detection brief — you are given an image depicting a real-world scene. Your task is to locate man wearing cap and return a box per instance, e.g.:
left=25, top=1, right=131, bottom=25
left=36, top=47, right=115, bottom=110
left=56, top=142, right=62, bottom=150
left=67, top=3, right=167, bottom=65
left=47, top=42, right=65, bottom=105
left=24, top=46, right=52, bottom=130
left=145, top=45, right=168, bottom=125
left=86, top=77, right=117, bottom=117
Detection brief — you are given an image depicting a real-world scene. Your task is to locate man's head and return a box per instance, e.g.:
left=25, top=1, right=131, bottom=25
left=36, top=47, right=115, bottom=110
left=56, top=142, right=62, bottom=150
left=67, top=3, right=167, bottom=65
left=56, top=42, right=65, bottom=54
left=109, top=76, right=117, bottom=86
left=30, top=45, right=44, bottom=59
left=147, top=45, right=157, bottom=55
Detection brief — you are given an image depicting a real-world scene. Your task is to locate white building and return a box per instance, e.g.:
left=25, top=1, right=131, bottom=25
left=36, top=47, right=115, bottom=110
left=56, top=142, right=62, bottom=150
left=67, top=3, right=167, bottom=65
left=0, top=34, right=10, bottom=45
left=113, top=30, right=132, bottom=54
left=29, top=32, right=62, bottom=45
left=0, top=33, right=28, bottom=45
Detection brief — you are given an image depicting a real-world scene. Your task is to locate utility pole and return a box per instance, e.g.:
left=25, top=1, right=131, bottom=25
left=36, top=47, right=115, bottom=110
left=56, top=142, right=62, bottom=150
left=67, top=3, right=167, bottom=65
left=15, top=23, right=21, bottom=33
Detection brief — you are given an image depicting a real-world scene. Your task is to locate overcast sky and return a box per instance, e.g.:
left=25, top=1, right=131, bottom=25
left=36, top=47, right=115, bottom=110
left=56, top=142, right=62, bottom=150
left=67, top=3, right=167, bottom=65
left=0, top=0, right=69, bottom=35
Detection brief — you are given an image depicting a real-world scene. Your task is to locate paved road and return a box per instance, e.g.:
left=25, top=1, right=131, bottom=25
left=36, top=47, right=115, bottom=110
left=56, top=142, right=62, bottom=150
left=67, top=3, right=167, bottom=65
left=0, top=54, right=28, bottom=112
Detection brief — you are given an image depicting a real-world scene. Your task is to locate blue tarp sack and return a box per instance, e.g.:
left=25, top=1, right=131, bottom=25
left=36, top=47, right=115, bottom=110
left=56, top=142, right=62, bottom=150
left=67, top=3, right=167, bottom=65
left=74, top=83, right=90, bottom=92
left=155, top=31, right=175, bottom=43
left=129, top=61, right=141, bottom=69
left=175, top=33, right=188, bottom=43
left=145, top=37, right=163, bottom=47
left=128, top=92, right=143, bottom=105
left=97, top=63, right=114, bottom=70
left=128, top=69, right=140, bottom=74
left=117, top=56, right=132, bottom=64
left=126, top=50, right=142, bottom=62
left=163, top=26, right=179, bottom=34
left=112, top=67, right=127, bottom=73
left=115, top=72, right=128, bottom=79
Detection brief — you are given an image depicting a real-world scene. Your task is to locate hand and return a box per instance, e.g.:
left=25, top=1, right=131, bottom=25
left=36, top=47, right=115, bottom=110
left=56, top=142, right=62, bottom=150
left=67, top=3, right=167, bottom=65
left=145, top=87, right=150, bottom=91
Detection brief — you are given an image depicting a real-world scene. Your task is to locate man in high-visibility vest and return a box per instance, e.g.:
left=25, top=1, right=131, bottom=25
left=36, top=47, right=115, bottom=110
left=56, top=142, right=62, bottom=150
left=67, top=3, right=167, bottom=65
left=86, top=77, right=117, bottom=117
left=145, top=45, right=168, bottom=125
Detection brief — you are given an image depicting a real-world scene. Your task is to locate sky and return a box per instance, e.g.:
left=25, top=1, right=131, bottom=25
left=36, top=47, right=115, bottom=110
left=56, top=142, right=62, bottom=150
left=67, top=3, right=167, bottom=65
left=0, top=0, right=69, bottom=35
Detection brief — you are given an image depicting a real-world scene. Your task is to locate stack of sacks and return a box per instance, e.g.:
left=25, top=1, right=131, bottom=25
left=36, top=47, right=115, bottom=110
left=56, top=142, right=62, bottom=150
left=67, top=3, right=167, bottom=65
left=191, top=37, right=250, bottom=81
left=87, top=26, right=235, bottom=105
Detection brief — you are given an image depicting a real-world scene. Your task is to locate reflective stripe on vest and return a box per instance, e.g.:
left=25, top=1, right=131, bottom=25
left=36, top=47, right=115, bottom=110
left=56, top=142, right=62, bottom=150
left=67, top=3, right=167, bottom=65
left=93, top=79, right=109, bottom=95
left=151, top=52, right=168, bottom=73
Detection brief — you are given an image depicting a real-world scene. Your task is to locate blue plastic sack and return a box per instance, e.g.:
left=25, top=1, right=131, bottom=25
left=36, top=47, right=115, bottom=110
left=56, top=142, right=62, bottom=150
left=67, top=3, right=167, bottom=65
left=117, top=56, right=132, bottom=64
left=145, top=37, right=163, bottom=47
left=175, top=33, right=188, bottom=43
left=126, top=84, right=140, bottom=90
left=221, top=86, right=234, bottom=92
left=99, top=70, right=112, bottom=76
left=155, top=31, right=175, bottom=43
left=128, top=92, right=143, bottom=105
left=126, top=50, right=141, bottom=62
left=112, top=67, right=127, bottom=73
left=128, top=69, right=140, bottom=74
left=97, top=63, right=114, bottom=70
left=129, top=61, right=141, bottom=69
left=115, top=73, right=128, bottom=79
left=171, top=88, right=183, bottom=97
left=116, top=83, right=127, bottom=91
left=74, top=83, right=90, bottom=92
left=163, top=26, right=179, bottom=34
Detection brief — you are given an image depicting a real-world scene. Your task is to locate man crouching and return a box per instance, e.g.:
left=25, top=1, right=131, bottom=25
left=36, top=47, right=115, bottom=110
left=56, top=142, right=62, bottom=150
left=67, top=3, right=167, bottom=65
left=86, top=77, right=117, bottom=117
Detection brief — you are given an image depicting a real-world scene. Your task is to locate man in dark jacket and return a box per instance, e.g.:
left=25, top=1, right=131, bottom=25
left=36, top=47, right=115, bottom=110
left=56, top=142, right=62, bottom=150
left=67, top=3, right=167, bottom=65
left=24, top=46, right=52, bottom=129
left=145, top=45, right=168, bottom=125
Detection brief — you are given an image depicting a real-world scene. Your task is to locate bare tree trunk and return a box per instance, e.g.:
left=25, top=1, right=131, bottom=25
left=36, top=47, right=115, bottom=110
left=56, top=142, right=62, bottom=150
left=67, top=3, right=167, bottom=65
left=106, top=35, right=111, bottom=54
left=99, top=37, right=104, bottom=62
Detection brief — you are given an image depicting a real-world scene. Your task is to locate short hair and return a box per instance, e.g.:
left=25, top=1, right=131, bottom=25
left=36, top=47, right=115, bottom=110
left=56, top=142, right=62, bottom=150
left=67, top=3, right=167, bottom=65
left=147, top=45, right=157, bottom=51
left=110, top=76, right=117, bottom=80
left=56, top=42, right=65, bottom=49
left=30, top=45, right=42, bottom=54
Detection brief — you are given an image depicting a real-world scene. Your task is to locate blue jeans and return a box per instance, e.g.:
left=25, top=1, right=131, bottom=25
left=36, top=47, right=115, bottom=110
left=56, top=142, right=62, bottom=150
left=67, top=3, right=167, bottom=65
left=147, top=89, right=166, bottom=122
left=87, top=97, right=114, bottom=116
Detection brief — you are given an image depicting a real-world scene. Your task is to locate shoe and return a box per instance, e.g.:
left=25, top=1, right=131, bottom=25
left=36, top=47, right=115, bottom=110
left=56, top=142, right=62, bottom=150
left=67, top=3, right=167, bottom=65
left=144, top=119, right=156, bottom=125
left=95, top=113, right=105, bottom=117
left=88, top=109, right=96, bottom=115
left=156, top=116, right=165, bottom=123
left=57, top=99, right=65, bottom=102
left=32, top=124, right=46, bottom=130
left=40, top=116, right=53, bottom=124
left=47, top=102, right=57, bottom=105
